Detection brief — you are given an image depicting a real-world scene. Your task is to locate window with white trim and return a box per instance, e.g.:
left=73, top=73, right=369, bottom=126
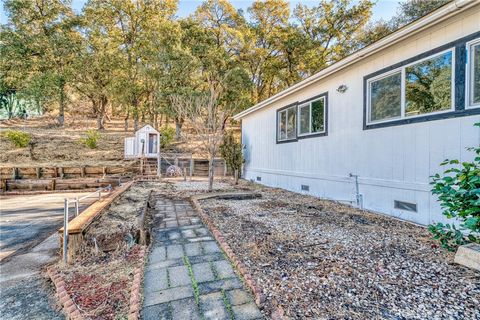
left=298, top=96, right=326, bottom=135
left=367, top=49, right=454, bottom=124
left=277, top=105, right=296, bottom=141
left=468, top=39, right=480, bottom=107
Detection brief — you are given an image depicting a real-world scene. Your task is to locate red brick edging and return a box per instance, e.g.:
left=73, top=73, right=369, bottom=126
left=190, top=194, right=285, bottom=319
left=47, top=267, right=83, bottom=320
left=128, top=247, right=147, bottom=320
left=47, top=246, right=147, bottom=320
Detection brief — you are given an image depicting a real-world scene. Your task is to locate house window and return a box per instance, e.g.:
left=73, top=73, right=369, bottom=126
left=367, top=49, right=454, bottom=124
left=369, top=72, right=402, bottom=122
left=277, top=105, right=296, bottom=141
left=468, top=39, right=480, bottom=107
left=298, top=96, right=326, bottom=136
left=405, top=50, right=453, bottom=116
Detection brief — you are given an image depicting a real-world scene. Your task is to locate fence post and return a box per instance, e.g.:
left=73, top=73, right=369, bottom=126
left=157, top=132, right=161, bottom=178
left=75, top=197, right=79, bottom=216
left=190, top=156, right=194, bottom=179
left=63, top=198, right=68, bottom=264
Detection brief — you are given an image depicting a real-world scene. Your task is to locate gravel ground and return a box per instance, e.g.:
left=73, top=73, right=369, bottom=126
left=198, top=182, right=480, bottom=319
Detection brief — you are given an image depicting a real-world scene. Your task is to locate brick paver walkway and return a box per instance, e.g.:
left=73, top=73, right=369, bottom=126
left=142, top=196, right=263, bottom=320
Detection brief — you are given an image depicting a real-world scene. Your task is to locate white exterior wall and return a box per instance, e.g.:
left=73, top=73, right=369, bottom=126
left=241, top=8, right=480, bottom=226
left=124, top=125, right=160, bottom=159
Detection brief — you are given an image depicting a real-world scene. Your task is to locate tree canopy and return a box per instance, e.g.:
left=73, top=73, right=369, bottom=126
left=0, top=0, right=448, bottom=125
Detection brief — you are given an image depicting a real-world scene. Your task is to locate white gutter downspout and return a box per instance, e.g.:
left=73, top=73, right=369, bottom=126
left=234, top=0, right=478, bottom=120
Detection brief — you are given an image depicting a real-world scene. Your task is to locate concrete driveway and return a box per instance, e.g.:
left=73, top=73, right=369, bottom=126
left=0, top=192, right=95, bottom=261
left=0, top=191, right=99, bottom=319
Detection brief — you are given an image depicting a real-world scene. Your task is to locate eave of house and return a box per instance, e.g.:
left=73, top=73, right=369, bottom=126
left=233, top=0, right=477, bottom=121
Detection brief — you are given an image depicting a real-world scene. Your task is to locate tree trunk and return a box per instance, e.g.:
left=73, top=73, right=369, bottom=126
left=175, top=117, right=184, bottom=140
left=134, top=116, right=139, bottom=132
left=97, top=96, right=108, bottom=130
left=234, top=169, right=239, bottom=185
left=124, top=110, right=130, bottom=132
left=58, top=79, right=66, bottom=126
left=208, top=155, right=214, bottom=192
left=159, top=113, right=164, bottom=127
left=133, top=103, right=139, bottom=132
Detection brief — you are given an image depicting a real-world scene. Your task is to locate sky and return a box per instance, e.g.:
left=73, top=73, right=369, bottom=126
left=0, top=0, right=401, bottom=25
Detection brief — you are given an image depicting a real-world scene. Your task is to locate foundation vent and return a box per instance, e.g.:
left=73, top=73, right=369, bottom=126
left=394, top=200, right=417, bottom=212
left=256, top=176, right=262, bottom=181
left=301, top=185, right=310, bottom=191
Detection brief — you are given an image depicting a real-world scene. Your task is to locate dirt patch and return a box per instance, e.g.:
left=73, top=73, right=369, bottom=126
left=199, top=181, right=480, bottom=319
left=50, top=182, right=165, bottom=319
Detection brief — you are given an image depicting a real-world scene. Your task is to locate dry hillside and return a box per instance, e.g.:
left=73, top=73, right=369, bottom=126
left=0, top=115, right=240, bottom=167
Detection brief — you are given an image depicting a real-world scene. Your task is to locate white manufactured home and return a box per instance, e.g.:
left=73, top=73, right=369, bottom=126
left=234, top=1, right=480, bottom=226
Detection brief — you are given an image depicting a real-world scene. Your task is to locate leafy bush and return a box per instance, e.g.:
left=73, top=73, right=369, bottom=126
left=80, top=130, right=100, bottom=149
left=219, top=131, right=244, bottom=183
left=429, top=123, right=480, bottom=251
left=160, top=126, right=175, bottom=149
left=4, top=130, right=31, bottom=148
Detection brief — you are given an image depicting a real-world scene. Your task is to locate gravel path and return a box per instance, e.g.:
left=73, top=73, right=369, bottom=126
left=199, top=183, right=480, bottom=319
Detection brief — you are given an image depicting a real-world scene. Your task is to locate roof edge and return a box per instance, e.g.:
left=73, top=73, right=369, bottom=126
left=233, top=0, right=477, bottom=120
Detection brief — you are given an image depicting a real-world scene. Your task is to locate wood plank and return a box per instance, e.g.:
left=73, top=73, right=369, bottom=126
left=59, top=181, right=134, bottom=234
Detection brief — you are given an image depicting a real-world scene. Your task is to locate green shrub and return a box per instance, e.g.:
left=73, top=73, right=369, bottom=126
left=160, top=126, right=175, bottom=149
left=4, top=130, right=31, bottom=148
left=219, top=131, right=244, bottom=183
left=80, top=130, right=100, bottom=149
left=429, top=123, right=480, bottom=251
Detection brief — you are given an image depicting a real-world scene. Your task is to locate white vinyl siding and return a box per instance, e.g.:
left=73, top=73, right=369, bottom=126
left=367, top=49, right=455, bottom=124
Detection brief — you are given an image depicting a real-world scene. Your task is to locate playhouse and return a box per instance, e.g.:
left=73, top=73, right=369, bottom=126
left=124, top=125, right=160, bottom=159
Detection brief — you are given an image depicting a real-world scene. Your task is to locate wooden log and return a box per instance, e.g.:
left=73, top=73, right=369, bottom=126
left=58, top=181, right=134, bottom=263
left=0, top=167, right=11, bottom=177
left=63, top=167, right=82, bottom=177
left=67, top=233, right=83, bottom=264
left=81, top=166, right=85, bottom=178
left=59, top=167, right=64, bottom=179
left=18, top=167, right=36, bottom=179
left=137, top=190, right=152, bottom=245
left=85, top=166, right=104, bottom=175
left=6, top=179, right=52, bottom=191
left=52, top=178, right=56, bottom=190
left=106, top=166, right=126, bottom=174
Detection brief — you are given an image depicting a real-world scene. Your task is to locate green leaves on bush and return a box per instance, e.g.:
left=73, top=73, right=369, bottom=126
left=160, top=126, right=175, bottom=149
left=219, top=131, right=244, bottom=183
left=80, top=130, right=100, bottom=149
left=429, top=123, right=480, bottom=251
left=4, top=130, right=31, bottom=148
